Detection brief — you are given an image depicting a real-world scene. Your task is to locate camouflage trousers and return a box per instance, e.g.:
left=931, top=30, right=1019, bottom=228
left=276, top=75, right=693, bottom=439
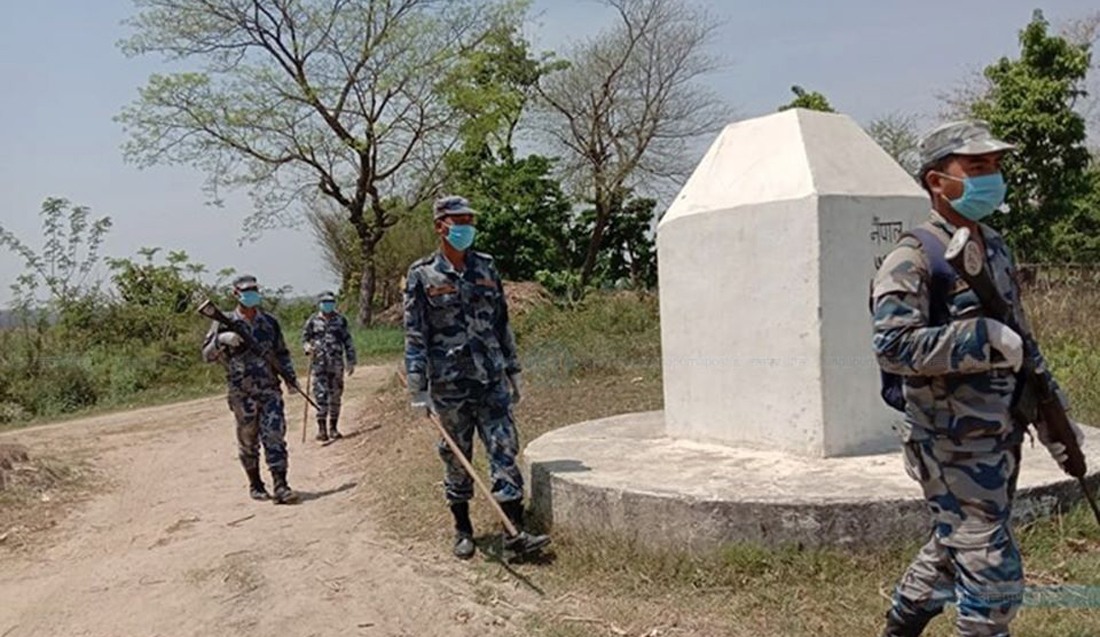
left=890, top=438, right=1023, bottom=637
left=432, top=378, right=523, bottom=504
left=311, top=365, right=345, bottom=425
left=228, top=392, right=289, bottom=473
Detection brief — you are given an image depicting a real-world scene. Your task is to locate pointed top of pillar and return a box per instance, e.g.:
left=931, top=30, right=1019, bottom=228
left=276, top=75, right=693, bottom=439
left=660, top=109, right=926, bottom=229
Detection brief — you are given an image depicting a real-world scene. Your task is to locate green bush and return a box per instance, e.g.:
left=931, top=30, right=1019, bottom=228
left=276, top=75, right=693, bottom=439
left=515, top=291, right=660, bottom=381
left=10, top=358, right=100, bottom=416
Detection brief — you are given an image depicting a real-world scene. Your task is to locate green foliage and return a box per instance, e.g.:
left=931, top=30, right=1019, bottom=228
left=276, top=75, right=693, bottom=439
left=534, top=269, right=585, bottom=305
left=118, top=0, right=528, bottom=324
left=779, top=85, right=835, bottom=112
left=441, top=24, right=573, bottom=282
left=572, top=196, right=658, bottom=289
left=0, top=197, right=111, bottom=308
left=515, top=290, right=660, bottom=380
left=442, top=23, right=561, bottom=153
left=533, top=193, right=660, bottom=302
left=447, top=148, right=573, bottom=280
left=104, top=248, right=213, bottom=342
left=970, top=10, right=1096, bottom=262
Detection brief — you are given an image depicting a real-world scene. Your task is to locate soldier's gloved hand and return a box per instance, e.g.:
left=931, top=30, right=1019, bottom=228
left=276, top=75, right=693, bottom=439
left=346, top=364, right=355, bottom=377
left=508, top=373, right=523, bottom=405
left=986, top=320, right=1023, bottom=372
left=410, top=390, right=432, bottom=414
left=1035, top=420, right=1086, bottom=469
left=217, top=332, right=243, bottom=348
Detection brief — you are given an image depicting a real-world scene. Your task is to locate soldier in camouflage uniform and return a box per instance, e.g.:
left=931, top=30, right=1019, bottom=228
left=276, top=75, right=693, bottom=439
left=202, top=274, right=300, bottom=505
left=872, top=120, right=1084, bottom=637
left=302, top=290, right=357, bottom=442
left=403, top=195, right=550, bottom=560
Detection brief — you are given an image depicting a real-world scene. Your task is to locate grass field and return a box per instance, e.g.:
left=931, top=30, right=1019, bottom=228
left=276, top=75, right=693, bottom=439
left=355, top=288, right=1100, bottom=637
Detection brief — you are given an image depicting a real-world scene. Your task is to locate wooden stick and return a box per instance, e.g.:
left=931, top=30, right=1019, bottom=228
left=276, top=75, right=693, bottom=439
left=301, top=354, right=314, bottom=444
left=397, top=371, right=518, bottom=537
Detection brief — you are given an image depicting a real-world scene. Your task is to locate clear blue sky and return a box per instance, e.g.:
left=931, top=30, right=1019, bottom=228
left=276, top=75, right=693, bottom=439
left=1, top=0, right=1095, bottom=305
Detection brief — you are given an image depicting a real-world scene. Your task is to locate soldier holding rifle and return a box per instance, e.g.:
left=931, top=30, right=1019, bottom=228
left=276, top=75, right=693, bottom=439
left=201, top=274, right=301, bottom=505
left=871, top=120, right=1088, bottom=637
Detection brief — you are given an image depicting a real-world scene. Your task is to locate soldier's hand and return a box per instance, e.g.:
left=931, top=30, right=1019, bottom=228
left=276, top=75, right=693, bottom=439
left=508, top=373, right=523, bottom=406
left=303, top=343, right=313, bottom=356
left=217, top=332, right=243, bottom=348
left=1035, top=420, right=1085, bottom=470
left=347, top=365, right=355, bottom=377
left=986, top=320, right=1023, bottom=372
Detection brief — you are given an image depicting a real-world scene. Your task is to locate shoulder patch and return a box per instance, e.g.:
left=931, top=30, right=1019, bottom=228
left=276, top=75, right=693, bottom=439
left=410, top=254, right=436, bottom=270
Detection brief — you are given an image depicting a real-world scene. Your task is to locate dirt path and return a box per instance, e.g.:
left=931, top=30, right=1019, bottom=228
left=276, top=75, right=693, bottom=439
left=0, top=365, right=523, bottom=637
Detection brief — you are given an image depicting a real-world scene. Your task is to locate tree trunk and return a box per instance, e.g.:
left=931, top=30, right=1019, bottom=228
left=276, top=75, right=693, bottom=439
left=356, top=244, right=377, bottom=327
left=579, top=198, right=611, bottom=288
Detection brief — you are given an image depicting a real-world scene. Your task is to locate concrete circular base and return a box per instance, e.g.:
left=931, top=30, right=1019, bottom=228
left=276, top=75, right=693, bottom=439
left=524, top=411, right=1100, bottom=551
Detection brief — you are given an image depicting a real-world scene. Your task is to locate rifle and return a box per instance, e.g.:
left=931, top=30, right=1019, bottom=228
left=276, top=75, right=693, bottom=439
left=945, top=227, right=1100, bottom=525
left=197, top=299, right=320, bottom=412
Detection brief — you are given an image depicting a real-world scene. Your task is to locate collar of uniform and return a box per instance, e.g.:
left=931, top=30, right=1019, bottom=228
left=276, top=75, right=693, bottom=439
left=432, top=250, right=467, bottom=277
left=928, top=209, right=957, bottom=235
left=232, top=307, right=258, bottom=324
left=929, top=208, right=997, bottom=247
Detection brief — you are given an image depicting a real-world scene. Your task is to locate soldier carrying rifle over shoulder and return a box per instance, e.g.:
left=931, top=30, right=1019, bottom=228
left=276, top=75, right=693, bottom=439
left=871, top=120, right=1088, bottom=637
left=202, top=274, right=300, bottom=505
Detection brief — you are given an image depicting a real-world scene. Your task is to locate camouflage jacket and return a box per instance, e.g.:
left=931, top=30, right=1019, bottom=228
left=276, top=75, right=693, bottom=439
left=202, top=308, right=297, bottom=397
left=871, top=211, right=1060, bottom=451
left=403, top=250, right=520, bottom=392
left=302, top=311, right=357, bottom=372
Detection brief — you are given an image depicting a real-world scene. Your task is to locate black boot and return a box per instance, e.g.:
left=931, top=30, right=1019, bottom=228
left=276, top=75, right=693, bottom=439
left=272, top=469, right=298, bottom=505
left=450, top=502, right=475, bottom=560
left=880, top=608, right=936, bottom=637
left=500, top=500, right=551, bottom=558
left=328, top=416, right=342, bottom=440
left=245, top=466, right=270, bottom=501
left=315, top=420, right=329, bottom=442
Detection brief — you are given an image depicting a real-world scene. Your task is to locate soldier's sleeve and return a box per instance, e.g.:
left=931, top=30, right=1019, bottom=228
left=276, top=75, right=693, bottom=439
left=492, top=268, right=521, bottom=376
left=301, top=316, right=313, bottom=346
left=871, top=238, right=996, bottom=376
left=403, top=267, right=429, bottom=392
left=201, top=320, right=222, bottom=362
left=341, top=316, right=357, bottom=366
left=271, top=317, right=298, bottom=386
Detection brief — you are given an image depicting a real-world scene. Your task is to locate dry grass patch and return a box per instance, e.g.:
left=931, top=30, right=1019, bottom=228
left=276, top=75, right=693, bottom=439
left=0, top=443, right=92, bottom=552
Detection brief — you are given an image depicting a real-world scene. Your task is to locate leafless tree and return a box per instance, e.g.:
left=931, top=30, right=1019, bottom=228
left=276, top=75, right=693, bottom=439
left=535, top=0, right=729, bottom=287
left=118, top=0, right=516, bottom=324
left=1062, top=11, right=1100, bottom=143
left=866, top=113, right=922, bottom=177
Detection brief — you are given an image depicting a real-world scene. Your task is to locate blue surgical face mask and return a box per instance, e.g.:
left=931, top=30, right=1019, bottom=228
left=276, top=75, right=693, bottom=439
left=941, top=172, right=1007, bottom=222
left=319, top=300, right=336, bottom=313
left=445, top=223, right=476, bottom=251
left=239, top=290, right=262, bottom=308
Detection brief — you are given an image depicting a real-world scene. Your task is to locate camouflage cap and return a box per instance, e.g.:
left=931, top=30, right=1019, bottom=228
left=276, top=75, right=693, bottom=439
left=232, top=274, right=259, bottom=291
left=433, top=195, right=477, bottom=220
left=918, top=120, right=1015, bottom=172
left=317, top=290, right=336, bottom=302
